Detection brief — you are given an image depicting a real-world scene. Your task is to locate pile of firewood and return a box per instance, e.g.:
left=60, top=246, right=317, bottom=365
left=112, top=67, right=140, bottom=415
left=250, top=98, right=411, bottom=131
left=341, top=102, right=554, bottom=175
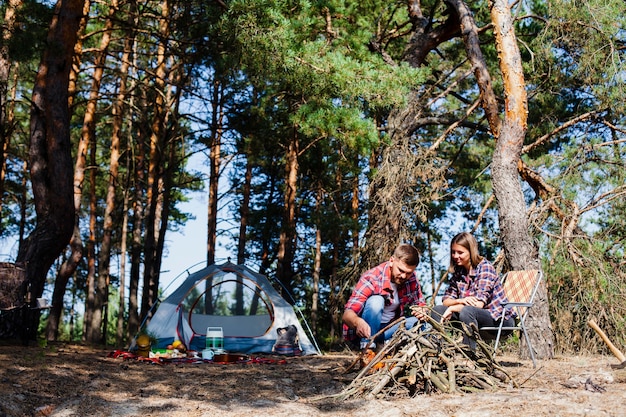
left=339, top=317, right=517, bottom=399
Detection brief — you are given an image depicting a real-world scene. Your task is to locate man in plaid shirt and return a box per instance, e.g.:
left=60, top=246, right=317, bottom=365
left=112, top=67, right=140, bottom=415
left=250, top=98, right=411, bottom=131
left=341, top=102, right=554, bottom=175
left=343, top=244, right=428, bottom=350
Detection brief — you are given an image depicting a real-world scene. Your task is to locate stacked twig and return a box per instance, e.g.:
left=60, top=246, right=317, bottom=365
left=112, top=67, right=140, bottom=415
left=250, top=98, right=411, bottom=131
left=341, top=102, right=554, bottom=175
left=339, top=317, right=517, bottom=400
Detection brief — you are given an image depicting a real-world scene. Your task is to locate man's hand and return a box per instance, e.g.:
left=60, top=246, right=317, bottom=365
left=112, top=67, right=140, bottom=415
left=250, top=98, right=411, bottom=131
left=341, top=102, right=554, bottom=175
left=355, top=318, right=371, bottom=339
left=410, top=305, right=429, bottom=321
left=343, top=309, right=371, bottom=338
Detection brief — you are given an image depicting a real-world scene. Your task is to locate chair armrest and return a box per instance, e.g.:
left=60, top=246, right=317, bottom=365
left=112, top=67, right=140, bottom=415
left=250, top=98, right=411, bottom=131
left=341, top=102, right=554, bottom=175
left=502, top=302, right=533, bottom=308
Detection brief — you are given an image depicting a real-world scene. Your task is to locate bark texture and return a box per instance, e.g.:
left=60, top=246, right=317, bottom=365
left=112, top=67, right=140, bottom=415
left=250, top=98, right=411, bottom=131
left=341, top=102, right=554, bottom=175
left=489, top=0, right=554, bottom=359
left=15, top=0, right=84, bottom=340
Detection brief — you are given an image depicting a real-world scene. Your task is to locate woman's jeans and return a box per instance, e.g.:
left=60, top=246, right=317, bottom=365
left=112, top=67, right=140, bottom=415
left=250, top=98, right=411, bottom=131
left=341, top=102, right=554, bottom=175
left=431, top=304, right=515, bottom=349
left=360, top=295, right=420, bottom=348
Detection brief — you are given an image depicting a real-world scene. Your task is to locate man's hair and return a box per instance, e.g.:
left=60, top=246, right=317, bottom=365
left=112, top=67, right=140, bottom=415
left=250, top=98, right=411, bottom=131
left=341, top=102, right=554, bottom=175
left=449, top=232, right=484, bottom=271
left=393, top=243, right=420, bottom=267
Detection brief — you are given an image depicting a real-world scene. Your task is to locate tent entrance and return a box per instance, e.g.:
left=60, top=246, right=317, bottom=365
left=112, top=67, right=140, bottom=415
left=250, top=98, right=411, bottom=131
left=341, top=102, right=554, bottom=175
left=185, top=274, right=275, bottom=338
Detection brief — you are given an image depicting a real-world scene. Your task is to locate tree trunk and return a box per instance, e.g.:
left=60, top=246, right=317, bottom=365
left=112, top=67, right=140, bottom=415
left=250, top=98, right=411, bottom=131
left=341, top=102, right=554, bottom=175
left=350, top=175, right=359, bottom=262
left=237, top=143, right=252, bottom=265
left=0, top=0, right=23, bottom=221
left=234, top=145, right=253, bottom=315
left=276, top=127, right=299, bottom=298
left=311, top=188, right=323, bottom=337
left=45, top=227, right=82, bottom=341
left=15, top=0, right=83, bottom=341
left=207, top=77, right=224, bottom=266
left=83, top=0, right=120, bottom=345
left=84, top=131, right=101, bottom=342
left=205, top=75, right=224, bottom=315
left=141, top=0, right=170, bottom=322
left=112, top=0, right=136, bottom=346
left=127, top=148, right=145, bottom=338
left=125, top=6, right=142, bottom=341
left=117, top=186, right=130, bottom=346
left=489, top=0, right=554, bottom=359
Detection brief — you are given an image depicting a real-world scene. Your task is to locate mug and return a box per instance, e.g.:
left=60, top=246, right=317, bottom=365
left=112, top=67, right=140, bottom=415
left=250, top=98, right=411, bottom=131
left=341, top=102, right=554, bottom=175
left=201, top=349, right=214, bottom=360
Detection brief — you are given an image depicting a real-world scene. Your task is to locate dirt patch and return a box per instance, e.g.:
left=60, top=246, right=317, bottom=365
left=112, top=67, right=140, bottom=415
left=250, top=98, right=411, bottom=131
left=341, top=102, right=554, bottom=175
left=1, top=342, right=625, bottom=417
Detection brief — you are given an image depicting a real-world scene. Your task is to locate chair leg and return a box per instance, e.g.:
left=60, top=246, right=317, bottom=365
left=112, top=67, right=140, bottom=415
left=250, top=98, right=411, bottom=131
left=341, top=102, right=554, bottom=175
left=521, top=327, right=537, bottom=368
left=492, top=322, right=505, bottom=357
left=492, top=334, right=502, bottom=356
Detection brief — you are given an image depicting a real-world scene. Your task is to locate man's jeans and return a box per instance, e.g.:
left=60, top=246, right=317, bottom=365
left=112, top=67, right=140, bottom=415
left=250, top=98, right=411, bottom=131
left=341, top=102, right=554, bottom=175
left=360, top=295, right=420, bottom=348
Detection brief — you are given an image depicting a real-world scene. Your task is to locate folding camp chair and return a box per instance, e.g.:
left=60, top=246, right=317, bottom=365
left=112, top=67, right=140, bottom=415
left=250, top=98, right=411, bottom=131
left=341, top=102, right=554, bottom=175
left=480, top=269, right=543, bottom=368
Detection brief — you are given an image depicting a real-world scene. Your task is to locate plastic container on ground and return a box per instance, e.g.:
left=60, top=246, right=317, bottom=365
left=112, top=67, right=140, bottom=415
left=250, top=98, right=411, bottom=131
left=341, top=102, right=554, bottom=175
left=206, top=327, right=225, bottom=353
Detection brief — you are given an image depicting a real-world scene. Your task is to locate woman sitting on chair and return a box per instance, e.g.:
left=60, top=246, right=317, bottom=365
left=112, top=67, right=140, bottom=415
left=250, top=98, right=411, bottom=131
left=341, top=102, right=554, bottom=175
left=432, top=232, right=516, bottom=349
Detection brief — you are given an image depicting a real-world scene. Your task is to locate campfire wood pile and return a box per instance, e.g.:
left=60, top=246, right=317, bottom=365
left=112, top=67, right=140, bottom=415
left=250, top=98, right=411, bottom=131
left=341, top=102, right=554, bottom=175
left=339, top=317, right=518, bottom=399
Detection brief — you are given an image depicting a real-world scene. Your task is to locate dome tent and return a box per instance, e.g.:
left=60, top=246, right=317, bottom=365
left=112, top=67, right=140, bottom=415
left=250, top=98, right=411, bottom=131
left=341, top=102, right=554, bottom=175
left=143, top=262, right=319, bottom=355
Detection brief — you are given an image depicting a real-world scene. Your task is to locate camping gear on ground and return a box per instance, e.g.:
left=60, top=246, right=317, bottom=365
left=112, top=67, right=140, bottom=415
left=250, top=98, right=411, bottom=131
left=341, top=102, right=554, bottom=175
left=201, top=349, right=214, bottom=360
left=479, top=269, right=543, bottom=368
left=206, top=326, right=225, bottom=353
left=272, top=325, right=302, bottom=356
left=212, top=352, right=250, bottom=363
left=136, top=334, right=151, bottom=357
left=142, top=262, right=319, bottom=355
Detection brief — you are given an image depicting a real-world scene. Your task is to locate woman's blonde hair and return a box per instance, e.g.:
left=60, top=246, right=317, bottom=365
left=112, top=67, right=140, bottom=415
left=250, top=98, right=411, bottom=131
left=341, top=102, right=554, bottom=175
left=448, top=232, right=483, bottom=272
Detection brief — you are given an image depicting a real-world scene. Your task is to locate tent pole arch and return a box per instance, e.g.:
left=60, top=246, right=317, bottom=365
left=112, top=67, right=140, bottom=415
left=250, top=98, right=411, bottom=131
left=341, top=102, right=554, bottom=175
left=144, top=262, right=320, bottom=355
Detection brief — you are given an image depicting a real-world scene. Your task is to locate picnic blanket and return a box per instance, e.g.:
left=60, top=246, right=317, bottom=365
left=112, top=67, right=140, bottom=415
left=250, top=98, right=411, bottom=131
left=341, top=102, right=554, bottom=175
left=108, top=350, right=287, bottom=365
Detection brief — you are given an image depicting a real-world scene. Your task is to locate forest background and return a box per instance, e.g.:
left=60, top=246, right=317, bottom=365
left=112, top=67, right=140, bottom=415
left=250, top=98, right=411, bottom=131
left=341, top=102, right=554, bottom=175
left=0, top=0, right=624, bottom=359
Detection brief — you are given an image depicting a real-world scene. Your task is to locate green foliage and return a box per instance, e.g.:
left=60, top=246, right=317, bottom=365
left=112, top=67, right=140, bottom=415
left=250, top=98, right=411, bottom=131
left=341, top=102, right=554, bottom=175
left=2, top=0, right=621, bottom=354
left=0, top=0, right=53, bottom=62
left=543, top=236, right=626, bottom=354
left=538, top=0, right=626, bottom=112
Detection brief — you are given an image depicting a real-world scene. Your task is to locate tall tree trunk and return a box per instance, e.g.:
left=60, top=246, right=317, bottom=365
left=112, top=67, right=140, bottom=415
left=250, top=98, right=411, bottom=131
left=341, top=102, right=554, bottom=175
left=0, top=0, right=23, bottom=221
left=350, top=175, right=359, bottom=262
left=124, top=1, right=142, bottom=341
left=235, top=145, right=252, bottom=315
left=67, top=0, right=90, bottom=110
left=45, top=227, right=82, bottom=341
left=205, top=76, right=224, bottom=314
left=84, top=132, right=102, bottom=343
left=18, top=160, right=27, bottom=246
left=141, top=0, right=170, bottom=321
left=237, top=144, right=252, bottom=265
left=80, top=0, right=119, bottom=343
left=15, top=0, right=83, bottom=341
left=311, top=188, right=323, bottom=337
left=488, top=0, right=554, bottom=359
left=90, top=0, right=121, bottom=346
left=112, top=0, right=136, bottom=347
left=329, top=236, right=340, bottom=343
left=207, top=77, right=223, bottom=266
left=127, top=141, right=145, bottom=338
left=151, top=61, right=182, bottom=314
left=276, top=127, right=298, bottom=298
left=0, top=65, right=19, bottom=230
left=117, top=185, right=130, bottom=346
left=55, top=0, right=118, bottom=343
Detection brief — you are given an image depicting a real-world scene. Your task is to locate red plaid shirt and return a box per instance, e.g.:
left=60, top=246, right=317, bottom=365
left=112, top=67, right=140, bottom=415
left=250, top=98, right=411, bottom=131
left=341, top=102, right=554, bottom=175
left=343, top=261, right=425, bottom=341
left=443, top=259, right=515, bottom=320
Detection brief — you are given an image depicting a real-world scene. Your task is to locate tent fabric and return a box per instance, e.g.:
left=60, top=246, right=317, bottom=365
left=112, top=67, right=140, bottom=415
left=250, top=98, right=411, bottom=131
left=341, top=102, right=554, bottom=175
left=144, top=262, right=319, bottom=355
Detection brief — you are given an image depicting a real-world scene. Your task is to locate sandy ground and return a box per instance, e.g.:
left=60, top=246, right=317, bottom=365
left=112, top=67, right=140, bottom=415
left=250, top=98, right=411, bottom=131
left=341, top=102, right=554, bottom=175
left=1, top=342, right=625, bottom=417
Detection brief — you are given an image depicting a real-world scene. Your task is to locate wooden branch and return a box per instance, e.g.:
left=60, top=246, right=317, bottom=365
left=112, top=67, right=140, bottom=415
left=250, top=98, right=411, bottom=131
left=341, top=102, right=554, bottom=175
left=472, top=194, right=495, bottom=233
left=337, top=317, right=514, bottom=400
left=522, top=110, right=601, bottom=154
left=447, top=0, right=501, bottom=136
